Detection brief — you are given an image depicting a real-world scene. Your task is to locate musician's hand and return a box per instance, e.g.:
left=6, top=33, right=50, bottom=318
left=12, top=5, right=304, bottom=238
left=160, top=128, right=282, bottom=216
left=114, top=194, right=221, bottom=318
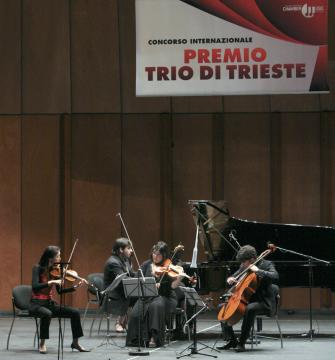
left=156, top=283, right=161, bottom=289
left=73, top=280, right=84, bottom=289
left=48, top=279, right=62, bottom=286
left=250, top=265, right=259, bottom=272
left=227, top=277, right=237, bottom=285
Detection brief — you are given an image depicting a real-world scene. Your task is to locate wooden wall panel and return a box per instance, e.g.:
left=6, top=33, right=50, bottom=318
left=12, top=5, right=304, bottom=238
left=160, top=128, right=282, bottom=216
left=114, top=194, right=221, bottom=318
left=122, top=115, right=162, bottom=262
left=119, top=0, right=170, bottom=113
left=0, top=117, right=21, bottom=309
left=172, top=115, right=213, bottom=261
left=0, top=1, right=21, bottom=114
left=280, top=113, right=321, bottom=224
left=21, top=116, right=60, bottom=285
left=224, top=95, right=270, bottom=113
left=22, top=0, right=70, bottom=113
left=327, top=114, right=335, bottom=225
left=320, top=60, right=335, bottom=111
left=270, top=94, right=320, bottom=112
left=329, top=0, right=335, bottom=61
left=320, top=112, right=335, bottom=225
left=270, top=113, right=282, bottom=222
left=71, top=115, right=121, bottom=308
left=71, top=0, right=121, bottom=113
left=212, top=114, right=225, bottom=199
left=172, top=97, right=222, bottom=113
left=223, top=114, right=271, bottom=222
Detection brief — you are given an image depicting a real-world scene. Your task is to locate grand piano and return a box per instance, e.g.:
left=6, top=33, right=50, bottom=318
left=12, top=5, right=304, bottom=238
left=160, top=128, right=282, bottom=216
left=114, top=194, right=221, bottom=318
left=187, top=200, right=335, bottom=293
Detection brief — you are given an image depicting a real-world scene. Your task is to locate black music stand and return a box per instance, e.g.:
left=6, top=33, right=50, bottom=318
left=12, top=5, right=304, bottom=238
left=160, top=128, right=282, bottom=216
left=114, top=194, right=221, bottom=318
left=123, top=276, right=158, bottom=356
left=96, top=272, right=129, bottom=349
left=55, top=261, right=70, bottom=360
left=177, top=287, right=217, bottom=359
left=275, top=245, right=330, bottom=341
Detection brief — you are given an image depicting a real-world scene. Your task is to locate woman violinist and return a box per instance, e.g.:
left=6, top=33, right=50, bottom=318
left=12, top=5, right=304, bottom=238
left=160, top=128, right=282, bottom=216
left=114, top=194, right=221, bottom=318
left=126, top=241, right=183, bottom=348
left=217, top=245, right=279, bottom=352
left=29, top=245, right=90, bottom=354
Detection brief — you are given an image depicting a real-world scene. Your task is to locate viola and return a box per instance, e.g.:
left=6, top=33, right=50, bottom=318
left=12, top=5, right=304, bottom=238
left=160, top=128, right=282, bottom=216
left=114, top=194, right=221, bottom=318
left=217, top=243, right=276, bottom=325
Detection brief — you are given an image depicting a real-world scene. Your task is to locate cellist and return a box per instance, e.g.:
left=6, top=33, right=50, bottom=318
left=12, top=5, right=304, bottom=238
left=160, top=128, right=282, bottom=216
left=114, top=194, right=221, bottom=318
left=217, top=245, right=279, bottom=352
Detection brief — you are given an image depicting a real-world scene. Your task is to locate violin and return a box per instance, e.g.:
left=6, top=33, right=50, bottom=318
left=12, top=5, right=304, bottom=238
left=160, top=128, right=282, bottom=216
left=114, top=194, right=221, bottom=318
left=50, top=265, right=88, bottom=284
left=153, top=258, right=196, bottom=284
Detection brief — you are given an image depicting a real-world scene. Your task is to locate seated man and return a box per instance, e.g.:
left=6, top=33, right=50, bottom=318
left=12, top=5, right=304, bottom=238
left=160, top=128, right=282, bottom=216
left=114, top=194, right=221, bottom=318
left=103, top=237, right=135, bottom=332
left=217, top=245, right=279, bottom=352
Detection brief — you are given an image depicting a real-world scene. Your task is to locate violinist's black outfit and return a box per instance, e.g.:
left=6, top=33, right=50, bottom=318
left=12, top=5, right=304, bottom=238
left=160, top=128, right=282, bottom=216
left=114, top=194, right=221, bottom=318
left=103, top=254, right=135, bottom=315
left=126, top=260, right=178, bottom=347
left=220, top=259, right=279, bottom=349
left=29, top=264, right=84, bottom=340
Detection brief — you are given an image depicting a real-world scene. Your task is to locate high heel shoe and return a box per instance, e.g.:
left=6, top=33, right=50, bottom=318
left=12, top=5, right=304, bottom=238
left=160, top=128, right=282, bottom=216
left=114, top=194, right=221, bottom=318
left=39, top=344, right=47, bottom=354
left=115, top=321, right=125, bottom=333
left=70, top=343, right=90, bottom=352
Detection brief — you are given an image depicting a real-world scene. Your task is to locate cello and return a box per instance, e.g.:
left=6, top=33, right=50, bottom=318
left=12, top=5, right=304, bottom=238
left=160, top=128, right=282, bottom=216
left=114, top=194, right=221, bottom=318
left=217, top=244, right=276, bottom=325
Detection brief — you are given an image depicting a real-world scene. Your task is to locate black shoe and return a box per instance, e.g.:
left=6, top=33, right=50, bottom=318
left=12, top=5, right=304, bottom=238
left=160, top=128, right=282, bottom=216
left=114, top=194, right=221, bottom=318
left=70, top=343, right=91, bottom=352
left=216, top=339, right=238, bottom=350
left=235, top=342, right=246, bottom=352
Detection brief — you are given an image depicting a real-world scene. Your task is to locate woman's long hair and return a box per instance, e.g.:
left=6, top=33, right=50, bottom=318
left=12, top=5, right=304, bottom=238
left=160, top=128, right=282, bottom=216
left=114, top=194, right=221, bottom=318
left=39, top=245, right=60, bottom=269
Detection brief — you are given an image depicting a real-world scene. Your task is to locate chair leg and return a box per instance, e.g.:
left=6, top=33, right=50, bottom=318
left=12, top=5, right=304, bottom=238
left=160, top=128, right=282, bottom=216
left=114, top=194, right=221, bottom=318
left=34, top=318, right=40, bottom=349
left=6, top=315, right=16, bottom=350
left=166, top=314, right=174, bottom=344
left=275, top=315, right=283, bottom=348
left=97, top=309, right=104, bottom=335
left=90, top=306, right=103, bottom=337
left=251, top=322, right=254, bottom=349
left=82, top=301, right=90, bottom=327
left=106, top=313, right=112, bottom=336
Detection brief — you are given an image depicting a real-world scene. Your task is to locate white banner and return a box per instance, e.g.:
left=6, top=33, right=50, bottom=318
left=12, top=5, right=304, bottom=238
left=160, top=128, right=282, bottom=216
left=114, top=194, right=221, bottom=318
left=136, top=0, right=329, bottom=96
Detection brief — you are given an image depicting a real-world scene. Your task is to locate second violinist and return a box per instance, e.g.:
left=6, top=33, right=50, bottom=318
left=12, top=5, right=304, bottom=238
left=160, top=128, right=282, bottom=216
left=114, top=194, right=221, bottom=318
left=126, top=241, right=183, bottom=348
left=29, top=245, right=90, bottom=354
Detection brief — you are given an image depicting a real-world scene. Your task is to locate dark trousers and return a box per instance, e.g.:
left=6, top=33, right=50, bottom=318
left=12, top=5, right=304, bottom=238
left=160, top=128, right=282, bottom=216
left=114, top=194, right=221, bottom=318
left=223, top=301, right=268, bottom=345
left=29, top=299, right=83, bottom=340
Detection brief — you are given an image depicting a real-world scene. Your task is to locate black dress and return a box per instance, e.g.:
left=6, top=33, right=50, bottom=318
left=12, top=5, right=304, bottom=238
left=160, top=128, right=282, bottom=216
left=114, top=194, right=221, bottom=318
left=126, top=259, right=178, bottom=347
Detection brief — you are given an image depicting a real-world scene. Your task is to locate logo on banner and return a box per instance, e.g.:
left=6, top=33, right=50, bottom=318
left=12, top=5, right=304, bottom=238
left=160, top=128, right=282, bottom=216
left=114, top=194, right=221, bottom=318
left=283, top=3, right=325, bottom=18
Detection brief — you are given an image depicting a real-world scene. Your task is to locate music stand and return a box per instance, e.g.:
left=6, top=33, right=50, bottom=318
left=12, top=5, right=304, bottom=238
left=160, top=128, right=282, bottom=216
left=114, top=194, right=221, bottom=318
left=96, top=273, right=129, bottom=349
left=177, top=287, right=217, bottom=359
left=123, top=276, right=158, bottom=356
left=273, top=245, right=330, bottom=341
left=54, top=261, right=70, bottom=360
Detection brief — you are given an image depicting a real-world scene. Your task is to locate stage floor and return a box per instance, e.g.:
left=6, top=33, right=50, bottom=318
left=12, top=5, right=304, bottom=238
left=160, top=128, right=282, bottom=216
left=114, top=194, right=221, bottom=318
left=1, top=311, right=335, bottom=360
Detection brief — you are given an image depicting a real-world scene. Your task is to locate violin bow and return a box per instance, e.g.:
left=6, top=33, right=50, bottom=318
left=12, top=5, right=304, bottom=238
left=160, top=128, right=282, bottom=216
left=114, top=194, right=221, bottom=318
left=116, top=213, right=145, bottom=281
left=61, top=238, right=79, bottom=285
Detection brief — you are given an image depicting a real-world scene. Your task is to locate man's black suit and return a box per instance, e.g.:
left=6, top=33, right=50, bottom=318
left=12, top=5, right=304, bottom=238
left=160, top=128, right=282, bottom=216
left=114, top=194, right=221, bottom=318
left=103, top=255, right=134, bottom=315
left=222, top=259, right=279, bottom=345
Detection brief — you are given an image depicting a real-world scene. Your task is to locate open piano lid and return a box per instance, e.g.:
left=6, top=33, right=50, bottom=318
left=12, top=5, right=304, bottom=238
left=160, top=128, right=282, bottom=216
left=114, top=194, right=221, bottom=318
left=188, top=200, right=335, bottom=264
